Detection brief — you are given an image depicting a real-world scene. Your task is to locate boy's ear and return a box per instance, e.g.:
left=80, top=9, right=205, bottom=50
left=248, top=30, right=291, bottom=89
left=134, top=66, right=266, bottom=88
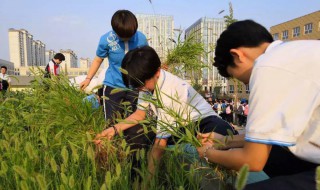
left=230, top=48, right=245, bottom=65
left=155, top=67, right=161, bottom=78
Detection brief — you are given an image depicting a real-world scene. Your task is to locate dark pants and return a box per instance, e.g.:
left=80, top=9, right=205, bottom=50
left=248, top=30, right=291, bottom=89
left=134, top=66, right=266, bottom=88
left=102, top=86, right=156, bottom=175
left=245, top=145, right=319, bottom=190
left=102, top=85, right=139, bottom=124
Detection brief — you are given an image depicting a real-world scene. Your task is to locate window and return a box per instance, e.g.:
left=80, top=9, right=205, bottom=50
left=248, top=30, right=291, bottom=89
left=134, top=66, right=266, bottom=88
left=273, top=33, right=279, bottom=40
left=282, top=30, right=288, bottom=40
left=293, top=27, right=300, bottom=37
left=229, top=85, right=234, bottom=93
left=245, top=84, right=250, bottom=94
left=304, top=23, right=313, bottom=34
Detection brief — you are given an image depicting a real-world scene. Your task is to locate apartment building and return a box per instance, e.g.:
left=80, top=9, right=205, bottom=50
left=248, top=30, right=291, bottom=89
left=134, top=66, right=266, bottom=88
left=136, top=14, right=174, bottom=61
left=270, top=10, right=320, bottom=41
left=185, top=17, right=226, bottom=94
left=8, top=28, right=46, bottom=75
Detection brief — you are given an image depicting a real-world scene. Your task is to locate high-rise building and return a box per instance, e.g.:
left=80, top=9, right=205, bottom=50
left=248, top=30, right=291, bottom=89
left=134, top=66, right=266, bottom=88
left=45, top=50, right=56, bottom=64
left=33, top=40, right=46, bottom=67
left=8, top=28, right=46, bottom=75
left=270, top=10, right=320, bottom=41
left=136, top=14, right=174, bottom=61
left=60, top=49, right=78, bottom=69
left=79, top=58, right=90, bottom=69
left=185, top=17, right=226, bottom=93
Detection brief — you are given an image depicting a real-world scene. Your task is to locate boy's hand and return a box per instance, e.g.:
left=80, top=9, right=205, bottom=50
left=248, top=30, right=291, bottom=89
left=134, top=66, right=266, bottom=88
left=197, top=132, right=224, bottom=146
left=80, top=78, right=91, bottom=90
left=93, top=127, right=116, bottom=145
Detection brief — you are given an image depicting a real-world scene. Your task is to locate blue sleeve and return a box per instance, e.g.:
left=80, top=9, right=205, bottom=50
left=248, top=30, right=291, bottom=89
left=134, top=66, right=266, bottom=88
left=96, top=33, right=109, bottom=58
left=138, top=31, right=149, bottom=46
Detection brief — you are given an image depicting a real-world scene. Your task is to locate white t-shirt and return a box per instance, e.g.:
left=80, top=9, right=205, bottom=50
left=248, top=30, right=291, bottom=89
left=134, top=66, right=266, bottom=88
left=0, top=73, right=11, bottom=83
left=137, top=70, right=217, bottom=138
left=245, top=40, right=320, bottom=164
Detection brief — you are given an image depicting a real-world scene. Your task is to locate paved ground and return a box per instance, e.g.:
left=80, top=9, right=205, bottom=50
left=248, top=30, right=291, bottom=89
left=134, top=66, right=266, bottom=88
left=232, top=124, right=245, bottom=134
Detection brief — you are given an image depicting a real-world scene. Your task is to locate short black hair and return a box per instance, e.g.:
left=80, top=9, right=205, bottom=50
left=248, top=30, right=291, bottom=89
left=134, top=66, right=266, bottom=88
left=54, top=53, right=65, bottom=61
left=111, top=10, right=138, bottom=39
left=214, top=20, right=273, bottom=78
left=122, top=46, right=161, bottom=89
left=1, top=66, right=7, bottom=71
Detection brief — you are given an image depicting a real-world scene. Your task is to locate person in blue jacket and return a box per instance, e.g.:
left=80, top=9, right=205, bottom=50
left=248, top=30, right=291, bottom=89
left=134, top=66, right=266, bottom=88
left=80, top=10, right=148, bottom=124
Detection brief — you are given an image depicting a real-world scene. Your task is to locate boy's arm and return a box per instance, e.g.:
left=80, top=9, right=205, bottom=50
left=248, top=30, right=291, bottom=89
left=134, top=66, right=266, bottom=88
left=198, top=133, right=245, bottom=149
left=197, top=141, right=272, bottom=171
left=94, top=109, right=146, bottom=144
left=80, top=56, right=103, bottom=90
left=148, top=138, right=168, bottom=176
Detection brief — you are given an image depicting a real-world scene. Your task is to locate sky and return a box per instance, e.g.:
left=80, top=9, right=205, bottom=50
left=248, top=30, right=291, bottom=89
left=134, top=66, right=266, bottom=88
left=1, top=0, right=320, bottom=61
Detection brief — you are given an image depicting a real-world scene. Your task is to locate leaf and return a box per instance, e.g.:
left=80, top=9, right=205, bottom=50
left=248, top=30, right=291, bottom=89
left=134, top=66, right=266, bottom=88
left=36, top=174, right=46, bottom=190
left=235, top=164, right=249, bottom=190
left=110, top=88, right=125, bottom=95
left=50, top=158, right=58, bottom=174
left=61, top=173, right=68, bottom=185
left=13, top=165, right=28, bottom=180
left=116, top=163, right=121, bottom=177
left=69, top=175, right=75, bottom=188
left=119, top=67, right=128, bottom=75
left=316, top=166, right=320, bottom=190
left=85, top=176, right=92, bottom=190
left=20, top=180, right=29, bottom=190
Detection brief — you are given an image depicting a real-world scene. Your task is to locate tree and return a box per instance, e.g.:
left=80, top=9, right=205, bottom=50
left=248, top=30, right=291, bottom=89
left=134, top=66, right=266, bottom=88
left=224, top=2, right=238, bottom=28
left=165, top=32, right=207, bottom=89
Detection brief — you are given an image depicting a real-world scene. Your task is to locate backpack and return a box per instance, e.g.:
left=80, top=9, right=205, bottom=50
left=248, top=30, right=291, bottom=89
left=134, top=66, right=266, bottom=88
left=236, top=105, right=244, bottom=114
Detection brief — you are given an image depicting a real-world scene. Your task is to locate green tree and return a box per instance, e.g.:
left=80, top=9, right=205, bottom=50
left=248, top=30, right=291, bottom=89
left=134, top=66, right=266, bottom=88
left=224, top=2, right=238, bottom=28
left=165, top=32, right=207, bottom=89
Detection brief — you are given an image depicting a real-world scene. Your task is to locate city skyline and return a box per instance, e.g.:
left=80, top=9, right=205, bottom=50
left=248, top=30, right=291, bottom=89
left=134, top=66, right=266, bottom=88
left=1, top=0, right=320, bottom=61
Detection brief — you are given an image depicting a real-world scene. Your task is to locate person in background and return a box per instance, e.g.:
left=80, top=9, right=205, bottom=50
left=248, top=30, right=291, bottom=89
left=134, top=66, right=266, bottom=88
left=0, top=66, right=11, bottom=93
left=80, top=10, right=148, bottom=124
left=81, top=10, right=149, bottom=177
left=44, top=53, right=65, bottom=78
left=197, top=20, right=320, bottom=189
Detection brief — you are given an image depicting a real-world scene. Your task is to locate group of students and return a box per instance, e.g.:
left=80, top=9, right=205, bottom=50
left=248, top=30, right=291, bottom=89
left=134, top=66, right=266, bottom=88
left=79, top=9, right=319, bottom=189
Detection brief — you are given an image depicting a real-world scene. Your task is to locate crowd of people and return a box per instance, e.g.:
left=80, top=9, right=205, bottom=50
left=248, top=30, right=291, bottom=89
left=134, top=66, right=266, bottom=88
left=208, top=98, right=249, bottom=127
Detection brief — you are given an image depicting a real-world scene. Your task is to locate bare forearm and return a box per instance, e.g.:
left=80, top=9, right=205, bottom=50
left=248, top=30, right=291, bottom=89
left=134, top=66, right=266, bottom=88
left=222, top=134, right=245, bottom=149
left=114, top=110, right=146, bottom=132
left=86, top=57, right=103, bottom=79
left=201, top=142, right=271, bottom=171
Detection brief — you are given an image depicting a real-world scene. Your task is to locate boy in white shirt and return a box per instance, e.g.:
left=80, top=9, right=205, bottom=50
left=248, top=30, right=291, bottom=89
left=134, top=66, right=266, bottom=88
left=197, top=20, right=320, bottom=189
left=94, top=46, right=238, bottom=175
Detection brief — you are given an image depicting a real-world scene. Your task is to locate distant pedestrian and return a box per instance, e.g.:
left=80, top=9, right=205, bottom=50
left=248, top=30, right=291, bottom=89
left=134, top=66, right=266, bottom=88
left=0, top=66, right=11, bottom=93
left=44, top=53, right=65, bottom=78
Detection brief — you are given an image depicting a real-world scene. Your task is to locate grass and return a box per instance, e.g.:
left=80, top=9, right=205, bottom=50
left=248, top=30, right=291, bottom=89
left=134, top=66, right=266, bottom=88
left=0, top=71, right=243, bottom=189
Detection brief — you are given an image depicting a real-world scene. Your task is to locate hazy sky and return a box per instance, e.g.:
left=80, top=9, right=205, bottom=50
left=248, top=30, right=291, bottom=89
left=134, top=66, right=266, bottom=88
left=1, top=0, right=319, bottom=61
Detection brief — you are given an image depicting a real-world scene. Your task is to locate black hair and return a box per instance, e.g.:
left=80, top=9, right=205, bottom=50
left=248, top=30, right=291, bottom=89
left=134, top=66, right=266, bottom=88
left=214, top=20, right=274, bottom=78
left=1, top=66, right=7, bottom=71
left=122, top=46, right=161, bottom=89
left=111, top=10, right=138, bottom=39
left=54, top=53, right=65, bottom=61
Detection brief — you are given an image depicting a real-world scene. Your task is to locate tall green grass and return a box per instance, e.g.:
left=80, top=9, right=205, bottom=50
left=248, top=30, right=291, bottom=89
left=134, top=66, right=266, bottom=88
left=0, top=72, right=240, bottom=189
